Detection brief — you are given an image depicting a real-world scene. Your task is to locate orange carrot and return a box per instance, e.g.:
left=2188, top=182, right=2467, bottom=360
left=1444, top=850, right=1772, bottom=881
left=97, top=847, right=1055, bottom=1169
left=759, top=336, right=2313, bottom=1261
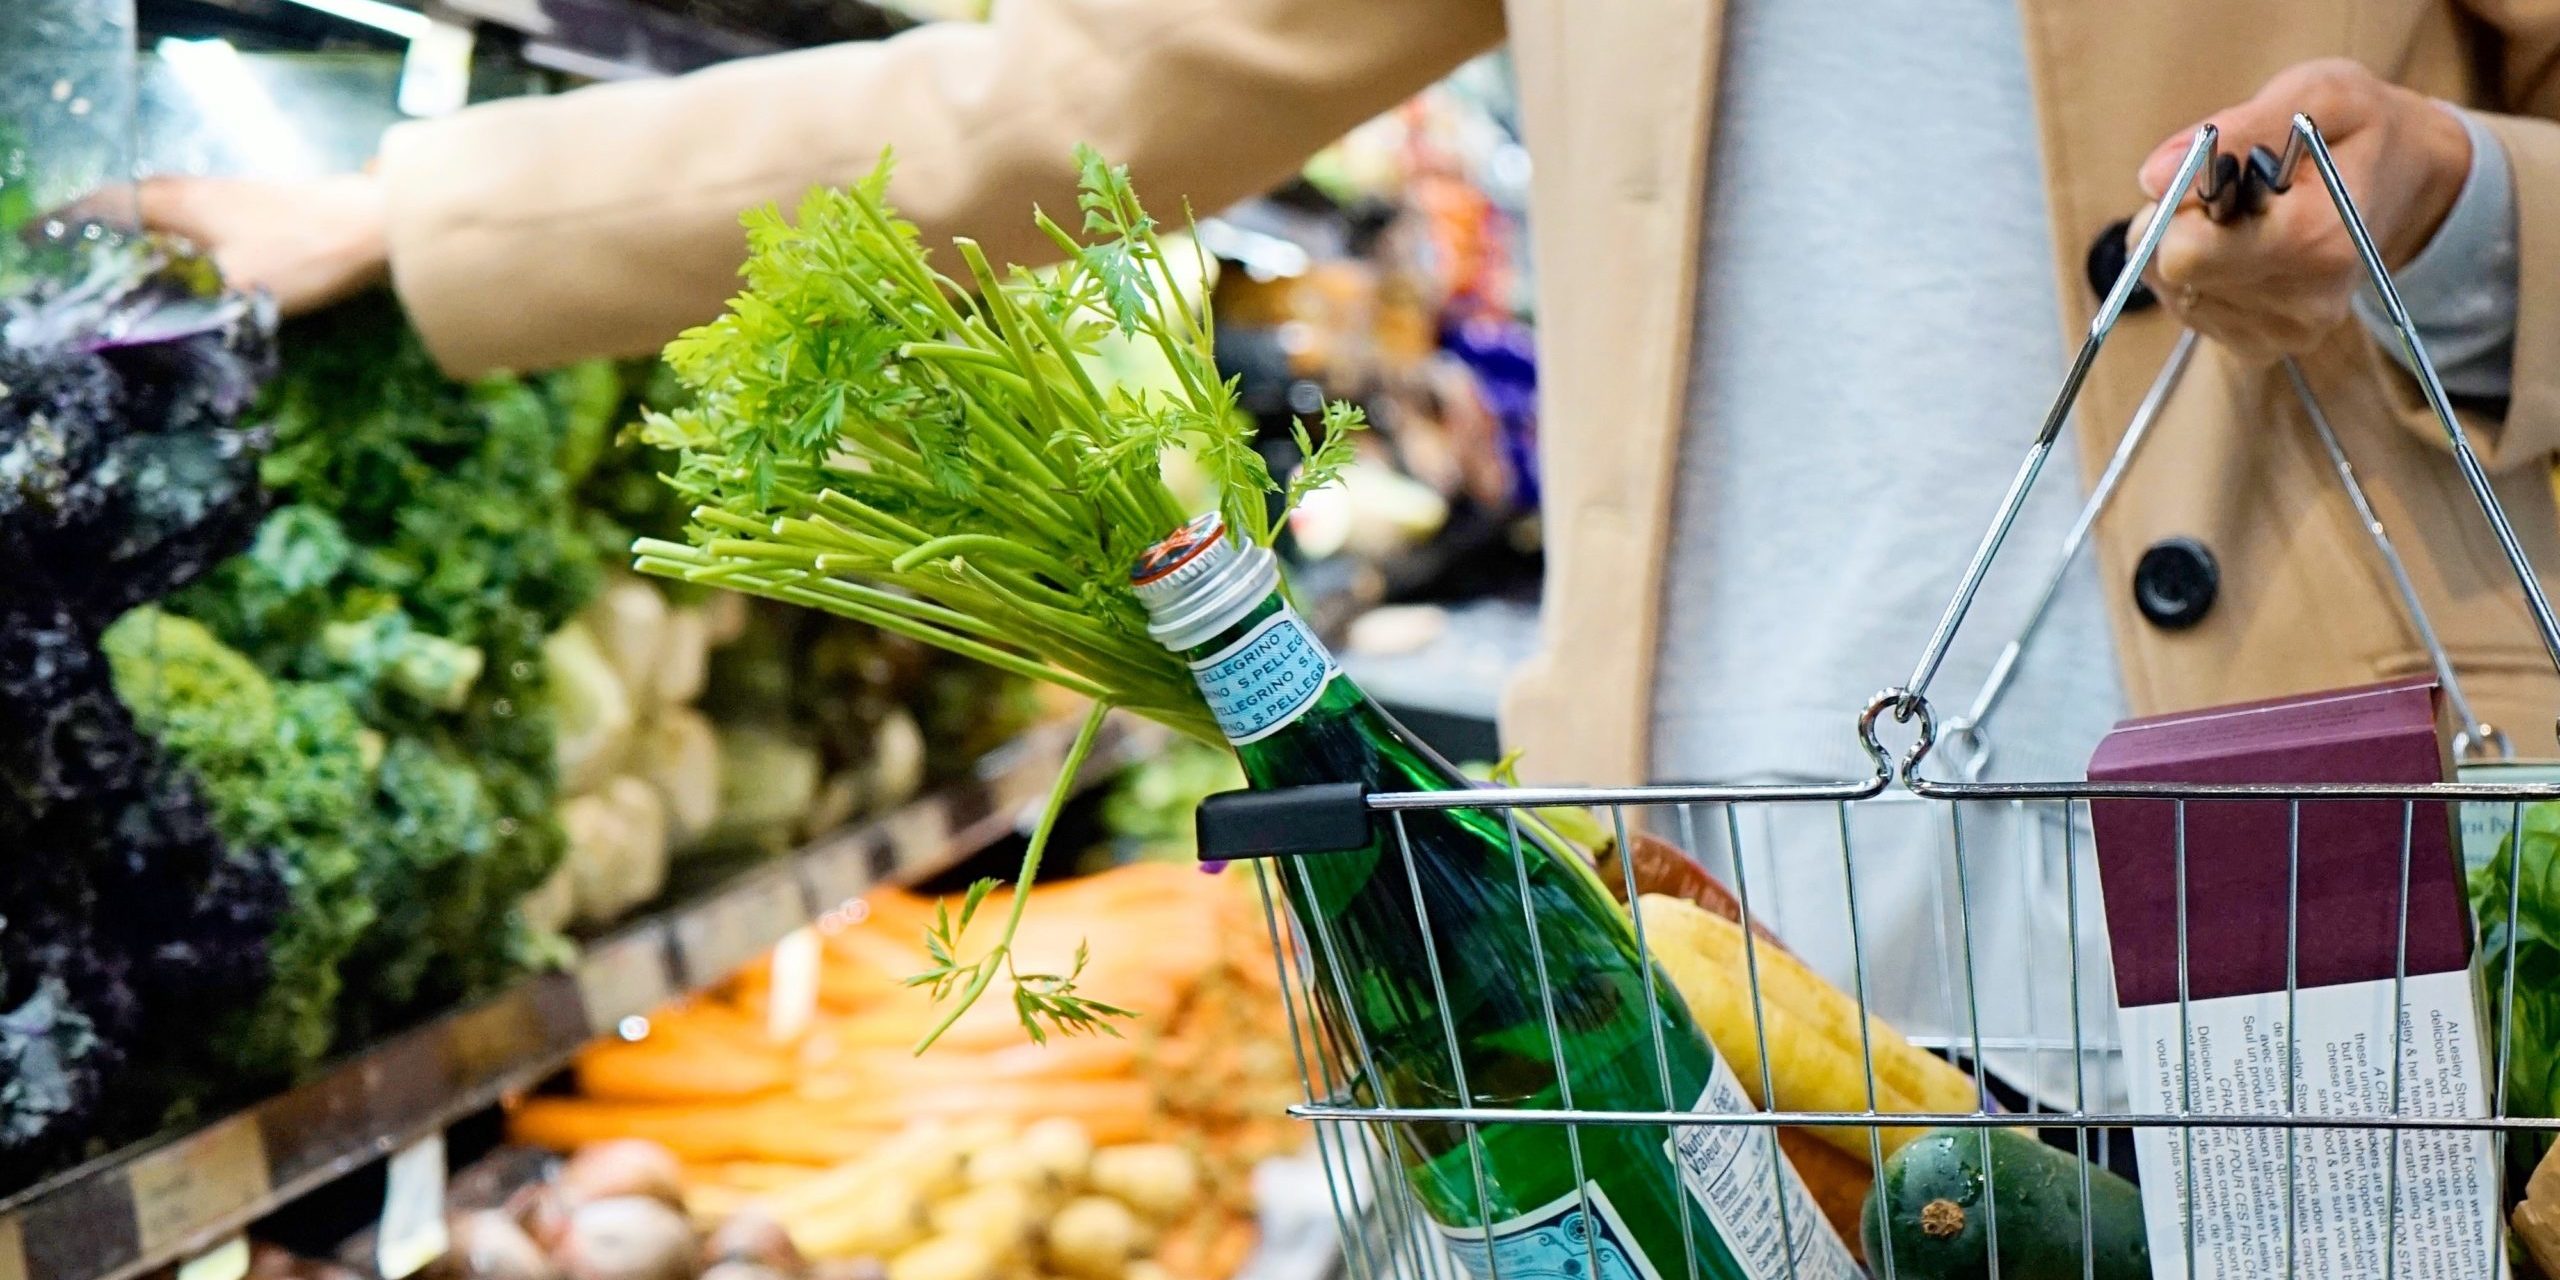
left=574, top=1037, right=794, bottom=1102
left=508, top=1097, right=884, bottom=1164
left=802, top=1036, right=1141, bottom=1088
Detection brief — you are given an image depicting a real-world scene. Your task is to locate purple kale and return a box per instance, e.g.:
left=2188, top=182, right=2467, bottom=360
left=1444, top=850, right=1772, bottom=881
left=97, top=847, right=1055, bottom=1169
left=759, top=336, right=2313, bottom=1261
left=0, top=237, right=285, bottom=1188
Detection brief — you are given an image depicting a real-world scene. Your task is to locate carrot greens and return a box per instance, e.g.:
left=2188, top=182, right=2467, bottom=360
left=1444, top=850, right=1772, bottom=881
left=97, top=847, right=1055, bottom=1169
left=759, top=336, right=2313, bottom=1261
left=634, top=148, right=1363, bottom=1048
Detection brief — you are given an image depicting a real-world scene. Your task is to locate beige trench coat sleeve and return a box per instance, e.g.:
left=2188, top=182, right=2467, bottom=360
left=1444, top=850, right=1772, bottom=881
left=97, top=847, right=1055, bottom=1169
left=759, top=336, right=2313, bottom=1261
left=2379, top=2, right=2560, bottom=470
left=378, top=0, right=1505, bottom=377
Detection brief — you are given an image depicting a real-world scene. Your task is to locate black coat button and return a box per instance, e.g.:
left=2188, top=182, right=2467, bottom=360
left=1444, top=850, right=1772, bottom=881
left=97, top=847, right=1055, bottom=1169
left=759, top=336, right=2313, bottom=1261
left=2086, top=217, right=2159, bottom=312
left=2134, top=538, right=2218, bottom=630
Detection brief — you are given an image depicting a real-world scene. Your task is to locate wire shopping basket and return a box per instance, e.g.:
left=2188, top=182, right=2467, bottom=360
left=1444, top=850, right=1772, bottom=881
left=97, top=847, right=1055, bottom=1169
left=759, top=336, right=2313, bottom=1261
left=1198, top=118, right=2560, bottom=1280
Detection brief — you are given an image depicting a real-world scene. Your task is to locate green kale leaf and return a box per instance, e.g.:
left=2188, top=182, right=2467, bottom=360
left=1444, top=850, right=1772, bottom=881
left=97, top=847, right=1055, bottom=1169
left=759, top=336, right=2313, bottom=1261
left=103, top=608, right=378, bottom=1086
left=2474, top=801, right=2560, bottom=1193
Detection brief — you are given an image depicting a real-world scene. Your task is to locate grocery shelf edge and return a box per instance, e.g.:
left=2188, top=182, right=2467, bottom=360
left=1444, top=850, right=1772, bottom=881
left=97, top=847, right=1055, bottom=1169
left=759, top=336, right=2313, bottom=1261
left=0, top=710, right=1167, bottom=1280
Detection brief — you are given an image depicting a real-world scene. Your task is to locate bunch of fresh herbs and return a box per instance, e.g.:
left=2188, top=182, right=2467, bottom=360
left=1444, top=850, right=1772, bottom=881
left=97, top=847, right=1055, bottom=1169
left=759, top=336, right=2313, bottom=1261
left=636, top=148, right=1362, bottom=1047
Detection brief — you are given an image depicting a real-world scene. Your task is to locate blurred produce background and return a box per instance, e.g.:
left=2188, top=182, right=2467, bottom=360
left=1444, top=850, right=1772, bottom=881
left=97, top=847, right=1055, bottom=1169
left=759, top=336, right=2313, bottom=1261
left=0, top=6, right=1539, bottom=1280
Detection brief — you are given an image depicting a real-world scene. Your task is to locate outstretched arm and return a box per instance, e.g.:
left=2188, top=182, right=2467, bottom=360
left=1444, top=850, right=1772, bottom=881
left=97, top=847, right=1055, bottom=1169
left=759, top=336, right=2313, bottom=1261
left=140, top=0, right=1505, bottom=376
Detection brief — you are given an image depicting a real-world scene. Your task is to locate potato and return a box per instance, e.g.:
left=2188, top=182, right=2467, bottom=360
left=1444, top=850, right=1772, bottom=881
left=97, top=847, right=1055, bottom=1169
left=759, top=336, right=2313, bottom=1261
left=947, top=1118, right=1017, bottom=1157
left=927, top=1183, right=1038, bottom=1257
left=1017, top=1120, right=1093, bottom=1190
left=789, top=1182, right=926, bottom=1260
left=1042, top=1197, right=1140, bottom=1280
left=877, top=1129, right=972, bottom=1201
left=806, top=1262, right=886, bottom=1280
left=963, top=1146, right=1061, bottom=1203
left=888, top=1236, right=1000, bottom=1280
left=1086, top=1147, right=1198, bottom=1221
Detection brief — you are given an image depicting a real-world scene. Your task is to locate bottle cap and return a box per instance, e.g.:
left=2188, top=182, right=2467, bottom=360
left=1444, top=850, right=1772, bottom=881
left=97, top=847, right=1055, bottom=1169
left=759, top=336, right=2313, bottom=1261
left=1130, top=512, right=1279, bottom=652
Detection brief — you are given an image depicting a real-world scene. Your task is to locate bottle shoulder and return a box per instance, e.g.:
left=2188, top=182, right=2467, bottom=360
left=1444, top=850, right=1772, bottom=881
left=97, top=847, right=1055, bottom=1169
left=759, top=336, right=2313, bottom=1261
left=1237, top=684, right=1470, bottom=794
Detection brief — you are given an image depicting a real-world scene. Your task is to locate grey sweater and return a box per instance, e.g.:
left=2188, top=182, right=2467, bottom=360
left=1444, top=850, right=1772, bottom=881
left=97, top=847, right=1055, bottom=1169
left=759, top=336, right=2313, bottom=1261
left=1652, top=0, right=2124, bottom=785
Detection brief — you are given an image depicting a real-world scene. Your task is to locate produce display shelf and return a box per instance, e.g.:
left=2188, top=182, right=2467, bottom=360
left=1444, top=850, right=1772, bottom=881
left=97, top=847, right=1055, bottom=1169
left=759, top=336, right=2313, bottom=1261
left=435, top=0, right=913, bottom=80
left=0, top=711, right=1170, bottom=1280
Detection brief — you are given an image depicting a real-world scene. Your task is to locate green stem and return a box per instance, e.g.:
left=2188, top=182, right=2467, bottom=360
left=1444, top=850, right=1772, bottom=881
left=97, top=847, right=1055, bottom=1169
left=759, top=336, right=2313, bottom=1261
left=1014, top=301, right=1167, bottom=538
left=762, top=581, right=1110, bottom=698
left=851, top=186, right=976, bottom=336
left=899, top=341, right=1016, bottom=372
left=913, top=700, right=1116, bottom=1052
left=691, top=506, right=777, bottom=537
left=887, top=534, right=1069, bottom=577
left=770, top=514, right=888, bottom=558
left=631, top=537, right=710, bottom=565
left=953, top=400, right=1085, bottom=522
left=957, top=241, right=1075, bottom=461
left=634, top=550, right=1115, bottom=699
left=808, top=488, right=938, bottom=546
left=787, top=572, right=1019, bottom=639
left=953, top=561, right=1167, bottom=675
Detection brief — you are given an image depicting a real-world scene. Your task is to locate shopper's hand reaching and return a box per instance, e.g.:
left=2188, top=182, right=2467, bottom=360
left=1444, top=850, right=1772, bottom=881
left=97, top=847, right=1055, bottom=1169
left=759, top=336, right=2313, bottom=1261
left=50, top=172, right=390, bottom=316
left=2130, top=58, right=2473, bottom=365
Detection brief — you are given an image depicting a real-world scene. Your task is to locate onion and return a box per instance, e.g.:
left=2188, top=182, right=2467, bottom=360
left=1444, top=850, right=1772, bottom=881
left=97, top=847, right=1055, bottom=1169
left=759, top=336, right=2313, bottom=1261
left=248, top=1242, right=304, bottom=1280
left=507, top=1182, right=574, bottom=1252
left=558, top=1140, right=687, bottom=1210
left=442, top=1209, right=564, bottom=1280
left=554, top=1196, right=698, bottom=1280
left=704, top=1211, right=805, bottom=1273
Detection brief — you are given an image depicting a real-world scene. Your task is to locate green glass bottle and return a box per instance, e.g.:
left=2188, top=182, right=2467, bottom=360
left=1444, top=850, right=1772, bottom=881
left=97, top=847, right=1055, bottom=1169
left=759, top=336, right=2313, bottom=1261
left=1133, top=514, right=1860, bottom=1280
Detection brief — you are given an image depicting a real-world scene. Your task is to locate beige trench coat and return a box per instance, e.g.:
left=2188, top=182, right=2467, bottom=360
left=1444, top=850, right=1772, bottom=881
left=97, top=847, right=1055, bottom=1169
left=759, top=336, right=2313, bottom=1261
left=382, top=0, right=2560, bottom=785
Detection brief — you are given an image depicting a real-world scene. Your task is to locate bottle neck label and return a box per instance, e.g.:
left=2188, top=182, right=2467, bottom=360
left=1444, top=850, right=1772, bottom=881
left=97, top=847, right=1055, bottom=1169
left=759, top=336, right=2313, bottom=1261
left=1189, top=605, right=1338, bottom=745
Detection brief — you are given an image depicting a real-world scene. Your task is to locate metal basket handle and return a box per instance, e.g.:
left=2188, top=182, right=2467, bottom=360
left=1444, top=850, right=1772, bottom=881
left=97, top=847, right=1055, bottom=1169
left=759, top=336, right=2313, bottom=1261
left=1881, top=115, right=2560, bottom=783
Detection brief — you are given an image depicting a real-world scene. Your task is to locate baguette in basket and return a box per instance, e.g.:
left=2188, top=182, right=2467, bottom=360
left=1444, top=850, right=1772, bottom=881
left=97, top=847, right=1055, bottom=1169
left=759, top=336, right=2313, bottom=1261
left=1593, top=831, right=1986, bottom=1151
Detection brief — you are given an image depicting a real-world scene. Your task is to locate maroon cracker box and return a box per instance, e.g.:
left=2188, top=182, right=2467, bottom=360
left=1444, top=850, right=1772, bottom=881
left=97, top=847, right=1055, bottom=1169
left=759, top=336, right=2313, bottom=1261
left=2086, top=678, right=2501, bottom=1278
left=2086, top=676, right=2469, bottom=1007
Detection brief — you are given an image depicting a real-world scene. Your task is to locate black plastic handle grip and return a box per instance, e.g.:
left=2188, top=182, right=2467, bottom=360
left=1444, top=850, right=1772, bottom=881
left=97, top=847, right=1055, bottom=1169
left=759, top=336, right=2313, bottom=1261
left=2204, top=143, right=2294, bottom=226
left=1195, top=783, right=1373, bottom=861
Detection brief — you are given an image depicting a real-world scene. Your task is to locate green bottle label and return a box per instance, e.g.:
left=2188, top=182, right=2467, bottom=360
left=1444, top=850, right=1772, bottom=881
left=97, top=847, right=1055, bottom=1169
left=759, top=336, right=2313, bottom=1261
left=1433, top=1183, right=1667, bottom=1280
left=1665, top=1058, right=1863, bottom=1280
left=1189, top=606, right=1337, bottom=744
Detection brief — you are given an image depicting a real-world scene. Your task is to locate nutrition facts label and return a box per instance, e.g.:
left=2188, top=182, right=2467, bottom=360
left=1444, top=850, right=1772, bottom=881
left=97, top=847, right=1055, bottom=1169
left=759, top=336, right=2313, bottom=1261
left=1663, top=1060, right=1865, bottom=1280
